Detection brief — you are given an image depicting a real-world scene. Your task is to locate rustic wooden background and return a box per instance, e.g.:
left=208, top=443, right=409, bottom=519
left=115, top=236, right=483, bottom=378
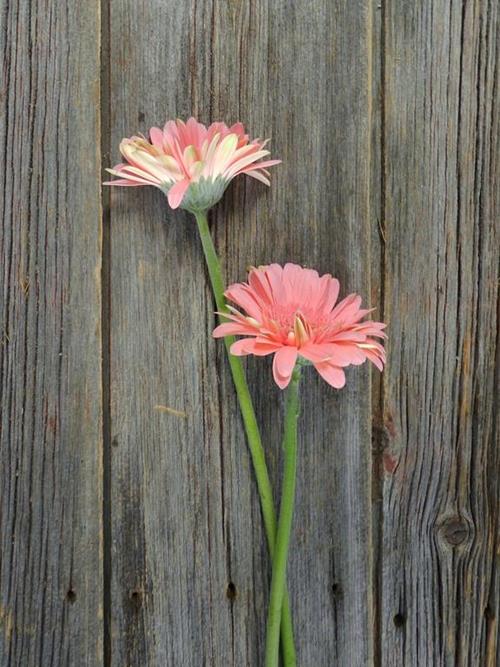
left=1, top=0, right=498, bottom=665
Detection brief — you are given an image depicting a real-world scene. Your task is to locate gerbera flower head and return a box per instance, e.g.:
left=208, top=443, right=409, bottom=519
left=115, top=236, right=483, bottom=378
left=104, top=117, right=281, bottom=213
left=213, top=263, right=386, bottom=389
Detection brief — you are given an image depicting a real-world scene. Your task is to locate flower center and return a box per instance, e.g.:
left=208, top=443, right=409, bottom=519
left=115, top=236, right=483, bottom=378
left=292, top=314, right=310, bottom=346
left=262, top=304, right=342, bottom=347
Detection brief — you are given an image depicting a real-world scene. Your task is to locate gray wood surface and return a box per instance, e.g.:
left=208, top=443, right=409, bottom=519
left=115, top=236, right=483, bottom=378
left=1, top=0, right=498, bottom=665
left=0, top=2, right=103, bottom=665
left=380, top=0, right=499, bottom=664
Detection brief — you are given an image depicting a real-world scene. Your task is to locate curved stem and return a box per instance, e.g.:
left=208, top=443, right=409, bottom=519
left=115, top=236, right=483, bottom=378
left=265, top=365, right=301, bottom=667
left=194, top=210, right=296, bottom=666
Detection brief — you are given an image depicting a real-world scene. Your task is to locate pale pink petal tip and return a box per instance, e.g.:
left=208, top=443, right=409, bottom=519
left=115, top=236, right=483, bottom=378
left=272, top=347, right=298, bottom=389
left=211, top=263, right=386, bottom=390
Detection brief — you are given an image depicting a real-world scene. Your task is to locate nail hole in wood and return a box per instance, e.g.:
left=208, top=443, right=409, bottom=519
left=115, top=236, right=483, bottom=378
left=393, top=613, right=406, bottom=628
left=226, top=582, right=237, bottom=600
left=138, top=111, right=145, bottom=123
left=331, top=582, right=342, bottom=598
left=130, top=589, right=142, bottom=609
left=66, top=589, right=76, bottom=604
left=111, top=436, right=119, bottom=448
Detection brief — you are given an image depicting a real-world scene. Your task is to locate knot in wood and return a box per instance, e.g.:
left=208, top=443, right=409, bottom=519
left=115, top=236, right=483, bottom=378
left=438, top=516, right=471, bottom=547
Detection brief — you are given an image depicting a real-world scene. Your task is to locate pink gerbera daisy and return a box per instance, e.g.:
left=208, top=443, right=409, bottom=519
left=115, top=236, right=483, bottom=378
left=104, top=117, right=280, bottom=212
left=213, top=263, right=386, bottom=389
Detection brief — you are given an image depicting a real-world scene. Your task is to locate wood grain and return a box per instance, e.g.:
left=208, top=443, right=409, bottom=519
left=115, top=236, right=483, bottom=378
left=212, top=2, right=377, bottom=665
left=0, top=2, right=103, bottom=665
left=380, top=0, right=499, bottom=664
left=107, top=0, right=375, bottom=665
left=1, top=0, right=498, bottom=664
left=107, top=2, right=231, bottom=664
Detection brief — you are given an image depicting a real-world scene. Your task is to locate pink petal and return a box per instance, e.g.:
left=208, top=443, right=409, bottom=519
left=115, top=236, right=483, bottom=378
left=264, top=264, right=286, bottom=303
left=224, top=284, right=263, bottom=320
left=150, top=127, right=164, bottom=148
left=167, top=179, right=190, bottom=209
left=272, top=346, right=298, bottom=389
left=252, top=339, right=283, bottom=356
left=244, top=169, right=271, bottom=185
left=225, top=150, right=271, bottom=177
left=242, top=159, right=282, bottom=171
left=103, top=179, right=148, bottom=187
left=331, top=294, right=362, bottom=322
left=248, top=269, right=275, bottom=304
left=283, top=263, right=318, bottom=304
left=317, top=275, right=340, bottom=312
left=298, top=344, right=331, bottom=364
left=329, top=343, right=367, bottom=365
left=299, top=342, right=365, bottom=367
left=331, top=331, right=366, bottom=343
left=230, top=338, right=258, bottom=355
left=213, top=322, right=256, bottom=338
left=300, top=343, right=366, bottom=367
left=229, top=337, right=281, bottom=357
left=228, top=122, right=245, bottom=137
left=314, top=362, right=346, bottom=389
left=364, top=349, right=385, bottom=371
left=106, top=165, right=162, bottom=185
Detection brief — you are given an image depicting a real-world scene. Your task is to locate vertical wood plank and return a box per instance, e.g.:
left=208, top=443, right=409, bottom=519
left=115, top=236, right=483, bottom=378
left=108, top=1, right=376, bottom=665
left=211, top=2, right=377, bottom=665
left=0, top=1, right=103, bottom=665
left=381, top=0, right=499, bottom=664
left=369, top=1, right=386, bottom=661
left=108, top=2, right=233, bottom=664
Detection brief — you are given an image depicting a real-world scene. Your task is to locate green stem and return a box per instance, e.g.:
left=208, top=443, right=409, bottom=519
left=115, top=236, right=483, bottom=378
left=193, top=210, right=296, bottom=666
left=265, top=365, right=301, bottom=667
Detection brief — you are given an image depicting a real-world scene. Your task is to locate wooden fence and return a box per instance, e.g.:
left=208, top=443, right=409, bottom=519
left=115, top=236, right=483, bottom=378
left=1, top=0, right=498, bottom=665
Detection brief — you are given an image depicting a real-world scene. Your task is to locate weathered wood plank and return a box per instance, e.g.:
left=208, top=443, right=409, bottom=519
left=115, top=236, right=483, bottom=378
left=108, top=1, right=376, bottom=665
left=381, top=0, right=499, bottom=664
left=0, top=1, right=103, bottom=665
left=212, top=2, right=377, bottom=664
left=107, top=2, right=233, bottom=664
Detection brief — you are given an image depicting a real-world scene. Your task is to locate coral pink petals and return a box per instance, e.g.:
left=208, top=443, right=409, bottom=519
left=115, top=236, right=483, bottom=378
left=331, top=294, right=362, bottom=321
left=230, top=338, right=282, bottom=357
left=363, top=349, right=385, bottom=371
left=300, top=343, right=365, bottom=367
left=230, top=338, right=258, bottom=356
left=331, top=343, right=367, bottom=365
left=272, top=347, right=298, bottom=389
left=265, top=263, right=287, bottom=301
left=224, top=284, right=263, bottom=320
left=314, top=362, right=346, bottom=389
left=212, top=263, right=386, bottom=389
left=167, top=179, right=190, bottom=209
left=252, top=339, right=283, bottom=356
left=213, top=322, right=256, bottom=338
left=317, top=275, right=340, bottom=312
left=248, top=269, right=275, bottom=304
left=102, top=179, right=145, bottom=187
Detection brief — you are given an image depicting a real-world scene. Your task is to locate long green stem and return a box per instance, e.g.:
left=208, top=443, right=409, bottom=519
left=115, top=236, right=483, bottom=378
left=194, top=210, right=296, bottom=666
left=265, top=365, right=301, bottom=667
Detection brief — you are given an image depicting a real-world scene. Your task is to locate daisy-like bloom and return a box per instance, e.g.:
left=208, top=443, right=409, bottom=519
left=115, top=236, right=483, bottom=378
left=213, top=263, right=386, bottom=389
left=104, top=117, right=281, bottom=212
